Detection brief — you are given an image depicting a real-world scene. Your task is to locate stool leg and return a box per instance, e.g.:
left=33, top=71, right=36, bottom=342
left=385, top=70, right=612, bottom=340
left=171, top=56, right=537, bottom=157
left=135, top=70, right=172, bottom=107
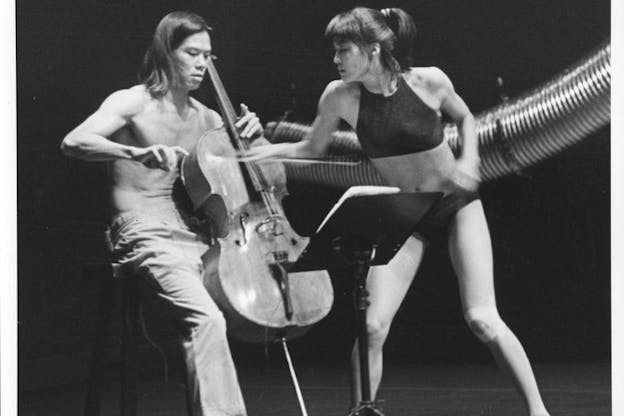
left=84, top=268, right=117, bottom=416
left=121, top=277, right=140, bottom=416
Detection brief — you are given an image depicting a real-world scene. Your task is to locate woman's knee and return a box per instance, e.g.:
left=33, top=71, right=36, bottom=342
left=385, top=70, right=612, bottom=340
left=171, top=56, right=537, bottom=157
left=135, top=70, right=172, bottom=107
left=366, top=317, right=391, bottom=347
left=464, top=305, right=507, bottom=344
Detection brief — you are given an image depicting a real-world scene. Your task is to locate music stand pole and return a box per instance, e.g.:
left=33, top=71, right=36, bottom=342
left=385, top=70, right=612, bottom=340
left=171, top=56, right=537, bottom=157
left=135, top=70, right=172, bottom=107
left=349, top=246, right=378, bottom=414
left=289, top=190, right=442, bottom=416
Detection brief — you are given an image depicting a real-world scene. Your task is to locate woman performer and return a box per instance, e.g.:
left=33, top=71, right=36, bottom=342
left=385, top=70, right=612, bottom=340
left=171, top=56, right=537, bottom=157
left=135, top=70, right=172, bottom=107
left=244, top=7, right=549, bottom=416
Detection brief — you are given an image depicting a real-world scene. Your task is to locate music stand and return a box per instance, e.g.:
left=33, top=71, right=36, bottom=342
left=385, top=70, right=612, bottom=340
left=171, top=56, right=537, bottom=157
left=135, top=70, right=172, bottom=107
left=290, top=189, right=442, bottom=416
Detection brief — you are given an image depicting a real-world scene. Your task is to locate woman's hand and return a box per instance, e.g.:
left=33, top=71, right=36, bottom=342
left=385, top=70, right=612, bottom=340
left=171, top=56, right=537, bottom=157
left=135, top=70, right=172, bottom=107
left=451, top=156, right=481, bottom=192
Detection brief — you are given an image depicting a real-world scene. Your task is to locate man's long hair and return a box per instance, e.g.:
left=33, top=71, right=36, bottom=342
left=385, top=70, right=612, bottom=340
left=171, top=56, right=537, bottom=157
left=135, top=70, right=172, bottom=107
left=138, top=11, right=211, bottom=98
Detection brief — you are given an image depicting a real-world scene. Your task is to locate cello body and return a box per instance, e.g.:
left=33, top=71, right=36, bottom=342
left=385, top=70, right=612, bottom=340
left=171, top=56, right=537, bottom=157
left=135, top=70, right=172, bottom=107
left=182, top=124, right=334, bottom=342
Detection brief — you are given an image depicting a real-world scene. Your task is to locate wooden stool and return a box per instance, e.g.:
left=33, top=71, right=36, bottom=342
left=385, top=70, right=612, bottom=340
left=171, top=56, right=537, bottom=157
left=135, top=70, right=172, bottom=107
left=83, top=261, right=140, bottom=416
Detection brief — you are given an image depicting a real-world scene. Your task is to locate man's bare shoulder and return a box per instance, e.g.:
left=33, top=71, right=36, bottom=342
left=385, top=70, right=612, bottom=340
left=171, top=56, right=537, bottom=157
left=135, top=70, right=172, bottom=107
left=100, top=84, right=152, bottom=120
left=189, top=97, right=222, bottom=127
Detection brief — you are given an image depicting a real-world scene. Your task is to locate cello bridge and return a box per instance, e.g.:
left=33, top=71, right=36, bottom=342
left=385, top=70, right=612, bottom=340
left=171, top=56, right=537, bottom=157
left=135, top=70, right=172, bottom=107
left=255, top=215, right=285, bottom=238
left=272, top=250, right=289, bottom=263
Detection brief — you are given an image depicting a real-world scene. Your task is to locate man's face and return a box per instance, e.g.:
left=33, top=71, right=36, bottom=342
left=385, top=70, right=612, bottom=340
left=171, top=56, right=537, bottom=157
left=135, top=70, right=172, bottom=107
left=332, top=40, right=371, bottom=83
left=173, top=31, right=212, bottom=91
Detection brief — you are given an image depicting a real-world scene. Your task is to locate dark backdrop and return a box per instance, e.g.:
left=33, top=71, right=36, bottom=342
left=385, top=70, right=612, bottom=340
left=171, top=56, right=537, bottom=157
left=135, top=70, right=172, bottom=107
left=17, top=0, right=610, bottom=391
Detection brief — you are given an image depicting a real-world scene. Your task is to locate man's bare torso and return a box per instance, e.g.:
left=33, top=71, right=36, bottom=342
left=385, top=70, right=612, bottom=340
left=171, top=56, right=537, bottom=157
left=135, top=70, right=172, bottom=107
left=110, top=86, right=221, bottom=215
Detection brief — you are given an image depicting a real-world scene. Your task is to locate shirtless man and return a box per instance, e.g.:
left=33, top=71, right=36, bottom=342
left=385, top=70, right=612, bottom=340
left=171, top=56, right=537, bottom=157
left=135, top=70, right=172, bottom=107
left=61, top=11, right=262, bottom=416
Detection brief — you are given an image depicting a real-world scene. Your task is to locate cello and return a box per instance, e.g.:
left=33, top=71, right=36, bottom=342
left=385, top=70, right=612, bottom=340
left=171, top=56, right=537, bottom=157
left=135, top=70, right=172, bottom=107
left=181, top=55, right=333, bottom=343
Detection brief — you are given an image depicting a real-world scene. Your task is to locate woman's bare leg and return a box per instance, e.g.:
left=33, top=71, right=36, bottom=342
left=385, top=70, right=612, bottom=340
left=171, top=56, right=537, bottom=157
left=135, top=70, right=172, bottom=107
left=350, top=235, right=426, bottom=406
left=448, top=200, right=549, bottom=416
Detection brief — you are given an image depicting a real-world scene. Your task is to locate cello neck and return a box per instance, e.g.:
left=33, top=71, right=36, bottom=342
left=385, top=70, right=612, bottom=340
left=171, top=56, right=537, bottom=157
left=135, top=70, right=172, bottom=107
left=205, top=57, right=245, bottom=149
left=204, top=56, right=280, bottom=213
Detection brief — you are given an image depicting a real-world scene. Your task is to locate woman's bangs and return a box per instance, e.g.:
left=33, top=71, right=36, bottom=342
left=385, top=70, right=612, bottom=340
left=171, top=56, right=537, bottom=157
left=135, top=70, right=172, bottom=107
left=325, top=13, right=361, bottom=44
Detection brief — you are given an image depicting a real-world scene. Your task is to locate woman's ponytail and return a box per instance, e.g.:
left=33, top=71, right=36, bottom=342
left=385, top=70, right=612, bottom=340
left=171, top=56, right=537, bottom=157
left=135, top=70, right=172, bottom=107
left=381, top=8, right=417, bottom=70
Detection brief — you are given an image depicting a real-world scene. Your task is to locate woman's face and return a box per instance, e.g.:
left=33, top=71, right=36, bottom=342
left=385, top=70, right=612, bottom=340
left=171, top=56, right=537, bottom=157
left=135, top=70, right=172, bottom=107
left=332, top=40, right=372, bottom=82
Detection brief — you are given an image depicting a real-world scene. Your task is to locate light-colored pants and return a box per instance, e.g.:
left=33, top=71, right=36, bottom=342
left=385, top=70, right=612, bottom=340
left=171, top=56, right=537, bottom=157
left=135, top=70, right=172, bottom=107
left=109, top=202, right=246, bottom=416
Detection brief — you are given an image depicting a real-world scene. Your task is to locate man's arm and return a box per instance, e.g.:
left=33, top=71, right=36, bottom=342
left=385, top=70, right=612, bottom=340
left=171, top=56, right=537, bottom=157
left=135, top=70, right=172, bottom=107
left=61, top=87, right=145, bottom=162
left=61, top=87, right=188, bottom=171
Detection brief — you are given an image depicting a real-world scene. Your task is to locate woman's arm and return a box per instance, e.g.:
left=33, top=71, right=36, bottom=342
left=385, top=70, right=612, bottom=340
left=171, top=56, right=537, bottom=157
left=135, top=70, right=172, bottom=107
left=430, top=68, right=479, bottom=160
left=427, top=68, right=481, bottom=187
left=244, top=81, right=345, bottom=160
